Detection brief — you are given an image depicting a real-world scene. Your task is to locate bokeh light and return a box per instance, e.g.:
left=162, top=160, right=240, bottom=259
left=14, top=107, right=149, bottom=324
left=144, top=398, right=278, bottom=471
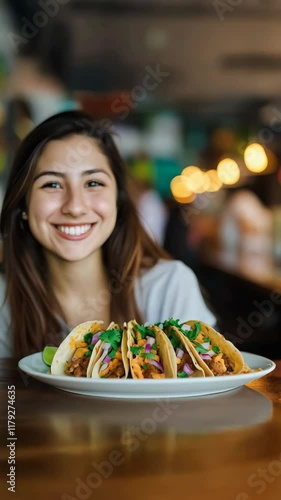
left=174, top=193, right=196, bottom=204
left=182, top=166, right=210, bottom=193
left=217, top=158, right=240, bottom=185
left=205, top=169, right=222, bottom=192
left=182, top=166, right=201, bottom=178
left=170, top=175, right=193, bottom=198
left=244, top=143, right=268, bottom=173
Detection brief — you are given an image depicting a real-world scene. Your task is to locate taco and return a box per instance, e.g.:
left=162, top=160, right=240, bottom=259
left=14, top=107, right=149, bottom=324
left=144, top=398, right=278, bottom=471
left=90, top=322, right=129, bottom=379
left=162, top=319, right=244, bottom=377
left=163, top=325, right=206, bottom=378
left=127, top=320, right=175, bottom=379
left=51, top=321, right=104, bottom=377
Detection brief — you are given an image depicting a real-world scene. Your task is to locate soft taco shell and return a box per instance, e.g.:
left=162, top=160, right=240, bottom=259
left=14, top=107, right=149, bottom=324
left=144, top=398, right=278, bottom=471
left=127, top=320, right=175, bottom=379
left=91, top=322, right=129, bottom=379
left=51, top=320, right=104, bottom=376
left=164, top=326, right=206, bottom=378
left=184, top=320, right=244, bottom=376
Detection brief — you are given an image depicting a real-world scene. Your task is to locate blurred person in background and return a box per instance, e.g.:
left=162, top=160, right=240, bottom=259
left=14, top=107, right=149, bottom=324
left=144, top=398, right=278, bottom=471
left=0, top=111, right=216, bottom=358
left=219, top=189, right=272, bottom=255
left=7, top=55, right=78, bottom=125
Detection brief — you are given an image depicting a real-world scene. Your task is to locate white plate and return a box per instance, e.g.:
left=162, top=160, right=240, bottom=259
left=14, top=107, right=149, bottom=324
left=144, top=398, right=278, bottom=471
left=18, top=352, right=276, bottom=399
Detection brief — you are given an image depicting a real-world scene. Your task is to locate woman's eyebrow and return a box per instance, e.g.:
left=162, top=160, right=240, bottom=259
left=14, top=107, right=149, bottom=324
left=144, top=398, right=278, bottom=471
left=33, top=168, right=111, bottom=182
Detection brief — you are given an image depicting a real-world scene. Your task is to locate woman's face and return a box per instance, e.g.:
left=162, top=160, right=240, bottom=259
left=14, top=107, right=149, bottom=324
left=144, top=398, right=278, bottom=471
left=27, top=134, right=118, bottom=263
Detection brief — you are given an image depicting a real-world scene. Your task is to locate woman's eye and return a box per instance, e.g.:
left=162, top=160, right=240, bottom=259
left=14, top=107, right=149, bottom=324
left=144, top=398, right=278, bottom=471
left=42, top=182, right=61, bottom=189
left=87, top=181, right=103, bottom=187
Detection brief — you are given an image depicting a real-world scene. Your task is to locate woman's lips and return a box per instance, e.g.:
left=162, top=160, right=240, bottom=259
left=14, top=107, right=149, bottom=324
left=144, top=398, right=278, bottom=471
left=54, top=223, right=95, bottom=241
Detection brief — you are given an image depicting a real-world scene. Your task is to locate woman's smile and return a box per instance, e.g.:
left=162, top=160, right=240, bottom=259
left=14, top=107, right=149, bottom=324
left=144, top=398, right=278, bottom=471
left=54, top=223, right=95, bottom=240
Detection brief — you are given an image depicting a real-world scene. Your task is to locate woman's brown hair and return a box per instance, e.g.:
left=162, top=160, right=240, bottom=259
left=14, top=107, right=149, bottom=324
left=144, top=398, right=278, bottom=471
left=0, top=111, right=169, bottom=358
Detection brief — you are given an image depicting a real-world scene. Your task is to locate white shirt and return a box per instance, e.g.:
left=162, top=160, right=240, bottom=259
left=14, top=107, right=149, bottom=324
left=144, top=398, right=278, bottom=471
left=135, top=260, right=216, bottom=325
left=0, top=260, right=216, bottom=358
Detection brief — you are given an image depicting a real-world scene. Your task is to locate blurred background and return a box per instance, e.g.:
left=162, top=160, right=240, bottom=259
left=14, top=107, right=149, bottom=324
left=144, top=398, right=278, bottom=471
left=1, top=0, right=281, bottom=357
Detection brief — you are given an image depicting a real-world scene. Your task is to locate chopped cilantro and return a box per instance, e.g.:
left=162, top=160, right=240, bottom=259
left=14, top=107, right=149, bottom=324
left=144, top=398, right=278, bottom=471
left=142, top=364, right=148, bottom=370
left=178, top=372, right=188, bottom=378
left=140, top=352, right=155, bottom=360
left=194, top=322, right=201, bottom=334
left=84, top=351, right=92, bottom=357
left=193, top=341, right=209, bottom=354
left=99, top=329, right=122, bottom=351
left=154, top=322, right=161, bottom=327
left=136, top=325, right=155, bottom=339
left=108, top=350, right=117, bottom=359
left=181, top=324, right=200, bottom=342
left=162, top=318, right=201, bottom=342
left=212, top=346, right=221, bottom=354
left=168, top=333, right=181, bottom=349
left=162, top=318, right=182, bottom=330
left=130, top=346, right=143, bottom=355
left=88, top=344, right=94, bottom=351
left=150, top=343, right=158, bottom=351
left=182, top=322, right=201, bottom=341
left=84, top=332, right=94, bottom=344
left=203, top=337, right=211, bottom=342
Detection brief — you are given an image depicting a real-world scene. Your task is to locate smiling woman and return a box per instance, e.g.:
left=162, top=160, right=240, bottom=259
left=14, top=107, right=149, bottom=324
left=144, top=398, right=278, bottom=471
left=27, top=135, right=118, bottom=264
left=0, top=111, right=216, bottom=359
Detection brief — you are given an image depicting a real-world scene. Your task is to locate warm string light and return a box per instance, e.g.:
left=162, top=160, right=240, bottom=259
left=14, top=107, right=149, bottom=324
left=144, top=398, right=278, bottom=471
left=170, top=143, right=269, bottom=202
left=244, top=143, right=268, bottom=173
left=217, top=158, right=240, bottom=185
left=205, top=169, right=222, bottom=192
left=182, top=166, right=210, bottom=193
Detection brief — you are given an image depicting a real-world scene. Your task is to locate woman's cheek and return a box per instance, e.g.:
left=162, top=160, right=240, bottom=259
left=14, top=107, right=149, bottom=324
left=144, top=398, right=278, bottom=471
left=95, top=196, right=117, bottom=217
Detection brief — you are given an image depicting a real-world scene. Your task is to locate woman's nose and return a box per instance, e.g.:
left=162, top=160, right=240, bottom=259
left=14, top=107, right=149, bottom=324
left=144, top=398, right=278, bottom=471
left=61, top=187, right=88, bottom=217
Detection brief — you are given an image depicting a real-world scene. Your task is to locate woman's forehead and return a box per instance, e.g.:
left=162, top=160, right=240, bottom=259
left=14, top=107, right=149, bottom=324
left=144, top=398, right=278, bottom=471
left=34, top=134, right=111, bottom=174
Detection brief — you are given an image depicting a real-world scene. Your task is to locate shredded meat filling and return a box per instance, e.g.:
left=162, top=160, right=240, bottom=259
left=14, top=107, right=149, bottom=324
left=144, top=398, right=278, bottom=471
left=223, top=355, right=235, bottom=373
left=144, top=364, right=162, bottom=378
left=204, top=354, right=235, bottom=376
left=65, top=356, right=90, bottom=377
left=177, top=351, right=194, bottom=373
left=99, top=349, right=125, bottom=378
left=100, top=359, right=125, bottom=378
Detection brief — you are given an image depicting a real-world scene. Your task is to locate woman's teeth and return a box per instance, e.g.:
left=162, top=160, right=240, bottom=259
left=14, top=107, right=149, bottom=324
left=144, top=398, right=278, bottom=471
left=56, top=225, right=92, bottom=236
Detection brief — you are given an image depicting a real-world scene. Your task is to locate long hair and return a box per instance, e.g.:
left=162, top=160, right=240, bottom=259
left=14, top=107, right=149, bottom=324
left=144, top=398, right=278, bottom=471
left=0, top=111, right=169, bottom=358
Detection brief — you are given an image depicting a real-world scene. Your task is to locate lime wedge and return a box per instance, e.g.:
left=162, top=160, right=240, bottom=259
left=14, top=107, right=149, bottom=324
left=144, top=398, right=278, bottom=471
left=42, top=346, right=58, bottom=366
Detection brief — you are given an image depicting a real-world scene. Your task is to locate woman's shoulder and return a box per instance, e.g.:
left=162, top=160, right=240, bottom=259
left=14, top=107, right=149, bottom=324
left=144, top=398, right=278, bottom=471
left=135, top=258, right=216, bottom=327
left=138, top=259, right=196, bottom=284
left=135, top=259, right=199, bottom=297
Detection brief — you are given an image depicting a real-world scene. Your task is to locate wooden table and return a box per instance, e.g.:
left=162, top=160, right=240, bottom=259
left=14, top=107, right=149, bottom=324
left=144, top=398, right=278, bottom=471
left=1, top=359, right=281, bottom=500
